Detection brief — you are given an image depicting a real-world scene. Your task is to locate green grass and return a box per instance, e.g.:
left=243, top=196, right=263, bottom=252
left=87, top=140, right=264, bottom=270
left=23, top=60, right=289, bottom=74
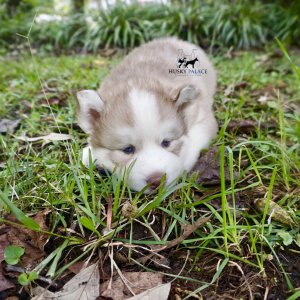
left=2, top=1, right=300, bottom=52
left=0, top=45, right=300, bottom=298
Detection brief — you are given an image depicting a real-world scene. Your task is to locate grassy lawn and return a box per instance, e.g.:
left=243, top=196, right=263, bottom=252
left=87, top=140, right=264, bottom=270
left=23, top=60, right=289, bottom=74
left=0, top=45, right=299, bottom=299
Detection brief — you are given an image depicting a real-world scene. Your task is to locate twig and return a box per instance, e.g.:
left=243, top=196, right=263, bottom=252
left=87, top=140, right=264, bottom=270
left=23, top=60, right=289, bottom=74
left=137, top=215, right=211, bottom=264
left=152, top=215, right=211, bottom=252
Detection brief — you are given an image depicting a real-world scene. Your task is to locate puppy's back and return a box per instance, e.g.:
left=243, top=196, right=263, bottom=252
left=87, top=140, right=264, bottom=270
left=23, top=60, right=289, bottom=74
left=98, top=38, right=216, bottom=130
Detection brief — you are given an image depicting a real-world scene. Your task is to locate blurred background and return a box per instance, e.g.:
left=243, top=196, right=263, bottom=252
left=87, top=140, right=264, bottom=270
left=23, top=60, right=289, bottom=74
left=1, top=0, right=300, bottom=55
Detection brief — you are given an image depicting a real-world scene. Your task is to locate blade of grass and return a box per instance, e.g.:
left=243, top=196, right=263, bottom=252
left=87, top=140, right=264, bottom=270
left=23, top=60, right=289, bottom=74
left=220, top=141, right=229, bottom=256
left=0, top=191, right=40, bottom=231
left=260, top=166, right=277, bottom=237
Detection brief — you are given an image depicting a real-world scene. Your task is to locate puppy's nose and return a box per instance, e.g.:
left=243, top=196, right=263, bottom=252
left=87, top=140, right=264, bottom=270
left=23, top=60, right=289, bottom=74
left=146, top=172, right=164, bottom=190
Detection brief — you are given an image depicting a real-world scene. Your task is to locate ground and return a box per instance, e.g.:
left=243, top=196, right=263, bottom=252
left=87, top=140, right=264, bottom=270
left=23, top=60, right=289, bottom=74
left=0, top=45, right=299, bottom=299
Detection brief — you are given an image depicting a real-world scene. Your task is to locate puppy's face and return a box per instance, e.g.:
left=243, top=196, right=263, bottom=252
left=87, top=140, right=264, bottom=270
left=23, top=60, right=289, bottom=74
left=77, top=85, right=199, bottom=192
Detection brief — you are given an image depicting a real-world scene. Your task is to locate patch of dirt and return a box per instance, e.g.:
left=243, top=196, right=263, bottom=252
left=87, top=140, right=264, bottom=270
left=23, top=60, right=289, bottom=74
left=0, top=209, right=299, bottom=299
left=168, top=250, right=296, bottom=300
left=0, top=118, right=21, bottom=134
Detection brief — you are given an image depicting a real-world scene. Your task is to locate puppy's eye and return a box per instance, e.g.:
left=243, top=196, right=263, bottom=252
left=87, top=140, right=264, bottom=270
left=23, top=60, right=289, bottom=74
left=122, top=145, right=135, bottom=154
left=161, top=139, right=171, bottom=148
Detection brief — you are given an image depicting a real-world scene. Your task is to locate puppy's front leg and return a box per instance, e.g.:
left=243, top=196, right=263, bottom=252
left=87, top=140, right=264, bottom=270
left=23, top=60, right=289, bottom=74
left=181, top=115, right=218, bottom=171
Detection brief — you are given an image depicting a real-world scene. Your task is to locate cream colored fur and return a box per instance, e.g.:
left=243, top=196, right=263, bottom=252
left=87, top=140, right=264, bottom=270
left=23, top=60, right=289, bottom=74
left=77, top=37, right=218, bottom=192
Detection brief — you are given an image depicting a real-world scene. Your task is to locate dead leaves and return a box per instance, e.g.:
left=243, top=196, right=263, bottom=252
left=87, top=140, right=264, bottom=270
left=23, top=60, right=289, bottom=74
left=0, top=211, right=49, bottom=268
left=101, top=272, right=167, bottom=300
left=38, top=91, right=70, bottom=108
left=254, top=198, right=296, bottom=227
left=0, top=209, right=173, bottom=299
left=224, top=81, right=249, bottom=97
left=128, top=283, right=171, bottom=300
left=0, top=211, right=49, bottom=297
left=0, top=234, right=14, bottom=293
left=0, top=119, right=21, bottom=134
left=226, top=120, right=259, bottom=134
left=192, top=147, right=237, bottom=186
left=32, top=263, right=100, bottom=300
left=31, top=263, right=170, bottom=300
left=226, top=119, right=276, bottom=134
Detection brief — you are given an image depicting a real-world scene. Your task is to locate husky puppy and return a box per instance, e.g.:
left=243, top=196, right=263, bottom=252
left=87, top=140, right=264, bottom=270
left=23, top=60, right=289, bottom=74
left=76, top=38, right=218, bottom=192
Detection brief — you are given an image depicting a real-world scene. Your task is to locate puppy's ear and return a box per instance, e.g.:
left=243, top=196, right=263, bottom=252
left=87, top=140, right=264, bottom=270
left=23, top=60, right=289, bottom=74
left=76, top=90, right=104, bottom=134
left=172, top=85, right=200, bottom=108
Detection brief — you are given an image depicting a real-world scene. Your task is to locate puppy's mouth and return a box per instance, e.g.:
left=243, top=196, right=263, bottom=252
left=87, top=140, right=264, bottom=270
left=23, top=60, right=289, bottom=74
left=96, top=165, right=111, bottom=177
left=95, top=165, right=168, bottom=193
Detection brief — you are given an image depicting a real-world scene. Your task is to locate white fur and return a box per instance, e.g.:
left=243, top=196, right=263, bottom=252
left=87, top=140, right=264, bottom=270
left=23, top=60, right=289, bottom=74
left=83, top=89, right=184, bottom=192
left=126, top=89, right=184, bottom=190
left=77, top=38, right=218, bottom=192
left=130, top=89, right=160, bottom=131
left=180, top=115, right=218, bottom=171
left=80, top=90, right=216, bottom=192
left=77, top=90, right=103, bottom=134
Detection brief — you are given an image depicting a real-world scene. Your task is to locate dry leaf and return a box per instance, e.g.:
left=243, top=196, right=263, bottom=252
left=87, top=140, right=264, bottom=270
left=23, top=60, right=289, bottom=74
left=0, top=118, right=21, bottom=134
left=254, top=199, right=296, bottom=226
left=227, top=120, right=258, bottom=134
left=0, top=234, right=14, bottom=293
left=235, top=81, right=248, bottom=90
left=224, top=84, right=234, bottom=97
left=128, top=282, right=171, bottom=300
left=16, top=133, right=72, bottom=145
left=68, top=261, right=86, bottom=275
left=251, top=83, right=278, bottom=99
left=40, top=97, right=60, bottom=106
left=101, top=272, right=164, bottom=300
left=94, top=59, right=107, bottom=67
left=39, top=91, right=69, bottom=107
left=32, top=263, right=99, bottom=300
left=0, top=211, right=49, bottom=268
left=226, top=120, right=276, bottom=134
left=0, top=234, right=9, bottom=263
left=192, top=147, right=236, bottom=185
left=257, top=95, right=269, bottom=104
left=20, top=100, right=33, bottom=109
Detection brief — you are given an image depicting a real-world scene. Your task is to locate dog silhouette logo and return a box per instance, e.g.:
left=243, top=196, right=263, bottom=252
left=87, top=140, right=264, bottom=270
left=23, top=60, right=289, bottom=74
left=177, top=49, right=199, bottom=69
left=169, top=49, right=207, bottom=76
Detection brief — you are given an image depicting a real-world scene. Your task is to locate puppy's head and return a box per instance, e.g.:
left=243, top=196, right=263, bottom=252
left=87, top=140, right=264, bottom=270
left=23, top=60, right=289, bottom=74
left=76, top=84, right=199, bottom=192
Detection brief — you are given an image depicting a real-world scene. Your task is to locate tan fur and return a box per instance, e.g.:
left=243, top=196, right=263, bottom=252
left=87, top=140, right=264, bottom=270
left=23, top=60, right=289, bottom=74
left=77, top=38, right=217, bottom=192
left=91, top=38, right=216, bottom=151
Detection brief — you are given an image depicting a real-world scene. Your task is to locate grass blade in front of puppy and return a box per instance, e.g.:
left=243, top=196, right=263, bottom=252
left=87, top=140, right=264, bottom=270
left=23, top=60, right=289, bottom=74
left=137, top=182, right=189, bottom=217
